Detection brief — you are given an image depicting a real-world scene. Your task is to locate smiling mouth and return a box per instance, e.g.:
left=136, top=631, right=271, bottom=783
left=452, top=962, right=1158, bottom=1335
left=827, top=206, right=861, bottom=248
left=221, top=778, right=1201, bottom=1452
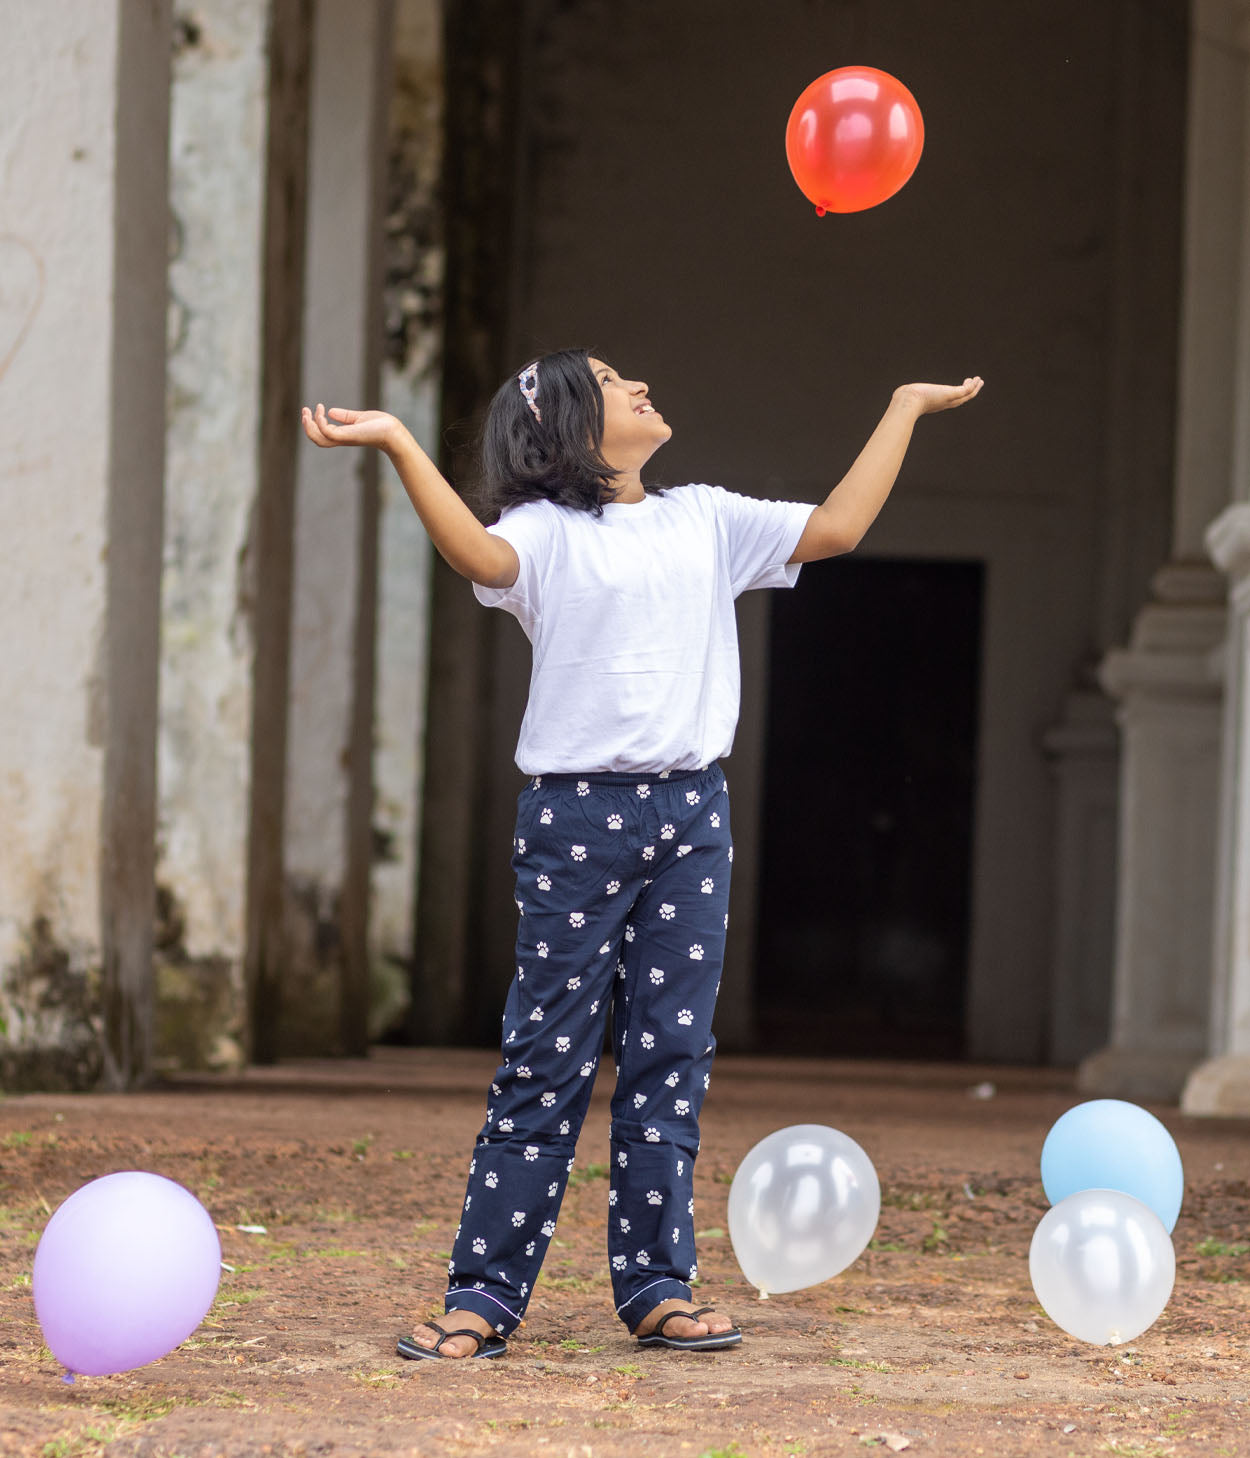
left=634, top=404, right=658, bottom=416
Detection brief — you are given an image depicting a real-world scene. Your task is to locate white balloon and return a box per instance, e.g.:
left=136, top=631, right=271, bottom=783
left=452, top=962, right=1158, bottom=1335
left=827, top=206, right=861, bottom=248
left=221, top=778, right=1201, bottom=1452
left=728, top=1124, right=880, bottom=1295
left=1029, top=1188, right=1175, bottom=1345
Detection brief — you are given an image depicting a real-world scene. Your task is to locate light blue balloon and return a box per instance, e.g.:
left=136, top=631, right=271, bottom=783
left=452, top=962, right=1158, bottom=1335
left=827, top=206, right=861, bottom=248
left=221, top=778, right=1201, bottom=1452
left=1040, top=1100, right=1184, bottom=1233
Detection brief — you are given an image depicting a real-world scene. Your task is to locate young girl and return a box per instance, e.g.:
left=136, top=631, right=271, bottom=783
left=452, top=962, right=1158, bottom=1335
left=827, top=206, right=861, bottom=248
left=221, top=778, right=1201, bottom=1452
left=301, top=350, right=982, bottom=1360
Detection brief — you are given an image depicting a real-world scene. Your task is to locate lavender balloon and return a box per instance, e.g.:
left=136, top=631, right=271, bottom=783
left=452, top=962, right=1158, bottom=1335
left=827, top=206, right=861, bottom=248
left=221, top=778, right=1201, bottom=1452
left=33, top=1172, right=221, bottom=1375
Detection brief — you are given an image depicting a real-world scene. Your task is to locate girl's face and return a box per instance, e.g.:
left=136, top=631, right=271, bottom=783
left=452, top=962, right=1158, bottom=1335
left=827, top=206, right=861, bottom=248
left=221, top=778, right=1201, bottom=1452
left=590, top=357, right=672, bottom=467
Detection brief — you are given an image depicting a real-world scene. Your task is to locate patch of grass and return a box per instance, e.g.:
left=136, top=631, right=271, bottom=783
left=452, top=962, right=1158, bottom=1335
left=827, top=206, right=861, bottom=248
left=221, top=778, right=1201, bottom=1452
left=827, top=1355, right=892, bottom=1373
left=212, top=1285, right=265, bottom=1308
left=1195, top=1237, right=1249, bottom=1258
left=695, top=1227, right=726, bottom=1239
left=614, top=1362, right=644, bottom=1377
left=2, top=1131, right=33, bottom=1149
left=697, top=1445, right=745, bottom=1458
left=391, top=1148, right=414, bottom=1160
left=868, top=1239, right=905, bottom=1252
left=94, top=1393, right=180, bottom=1423
left=314, top=1206, right=362, bottom=1224
left=880, top=1187, right=945, bottom=1211
left=351, top=1135, right=374, bottom=1159
left=567, top=1162, right=610, bottom=1187
left=921, top=1220, right=950, bottom=1253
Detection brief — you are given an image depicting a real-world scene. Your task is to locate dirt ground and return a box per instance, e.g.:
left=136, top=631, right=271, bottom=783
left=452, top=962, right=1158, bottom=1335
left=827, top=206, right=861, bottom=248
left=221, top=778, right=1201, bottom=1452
left=1, top=1048, right=1249, bottom=1458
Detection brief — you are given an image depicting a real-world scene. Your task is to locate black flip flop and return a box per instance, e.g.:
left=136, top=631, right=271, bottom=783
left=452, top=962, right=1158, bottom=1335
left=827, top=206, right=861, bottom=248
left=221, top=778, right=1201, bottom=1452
left=397, top=1321, right=508, bottom=1361
left=635, top=1305, right=742, bottom=1351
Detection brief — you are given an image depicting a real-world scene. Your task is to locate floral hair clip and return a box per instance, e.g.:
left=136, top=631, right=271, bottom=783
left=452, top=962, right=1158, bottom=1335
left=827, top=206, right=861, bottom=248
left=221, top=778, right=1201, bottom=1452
left=517, top=363, right=541, bottom=422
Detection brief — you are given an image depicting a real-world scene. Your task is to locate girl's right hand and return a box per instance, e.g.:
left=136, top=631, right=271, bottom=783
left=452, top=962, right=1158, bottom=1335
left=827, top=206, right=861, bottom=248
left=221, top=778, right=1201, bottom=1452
left=301, top=403, right=405, bottom=453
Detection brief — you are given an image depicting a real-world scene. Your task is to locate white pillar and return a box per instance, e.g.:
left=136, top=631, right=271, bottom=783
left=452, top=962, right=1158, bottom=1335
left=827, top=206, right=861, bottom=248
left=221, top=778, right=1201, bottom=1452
left=1084, top=0, right=1248, bottom=1102
left=371, top=0, right=442, bottom=1042
left=284, top=0, right=393, bottom=1055
left=0, top=0, right=170, bottom=1088
left=157, top=0, right=272, bottom=1072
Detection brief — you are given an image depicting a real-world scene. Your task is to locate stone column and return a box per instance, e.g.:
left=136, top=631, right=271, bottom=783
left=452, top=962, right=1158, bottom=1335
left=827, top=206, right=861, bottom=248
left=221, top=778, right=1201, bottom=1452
left=0, top=0, right=170, bottom=1089
left=283, top=0, right=393, bottom=1056
left=158, top=2, right=270, bottom=1072
left=1081, top=0, right=1246, bottom=1101
left=1185, top=509, right=1250, bottom=1112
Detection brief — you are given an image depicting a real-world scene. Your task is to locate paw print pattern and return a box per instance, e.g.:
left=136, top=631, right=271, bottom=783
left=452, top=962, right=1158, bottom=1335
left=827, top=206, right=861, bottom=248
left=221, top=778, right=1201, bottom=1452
left=576, top=781, right=590, bottom=797
left=612, top=1254, right=627, bottom=1270
left=541, top=1220, right=556, bottom=1237
left=688, top=945, right=704, bottom=961
left=541, top=1091, right=556, bottom=1107
left=472, top=1236, right=487, bottom=1254
left=537, top=942, right=549, bottom=958
left=569, top=911, right=585, bottom=928
left=608, top=1190, right=618, bottom=1206
left=636, top=1250, right=651, bottom=1267
left=619, top=1216, right=631, bottom=1233
left=677, top=1009, right=694, bottom=1026
left=685, top=790, right=700, bottom=805
left=659, top=903, right=676, bottom=921
left=624, top=925, right=636, bottom=943
left=649, top=967, right=665, bottom=985
left=703, top=1072, right=711, bottom=1089
left=641, top=846, right=655, bottom=861
left=636, top=783, right=651, bottom=799
left=515, top=898, right=525, bottom=914
left=606, top=813, right=623, bottom=830
left=618, top=1151, right=629, bottom=1167
left=690, top=1263, right=699, bottom=1281
left=530, top=1007, right=544, bottom=1021
left=516, top=1065, right=532, bottom=1078
left=728, top=845, right=734, bottom=862
left=688, top=1198, right=695, bottom=1215
left=516, top=837, right=527, bottom=855
left=647, top=1190, right=663, bottom=1205
left=589, top=999, right=600, bottom=1015
left=644, top=1127, right=661, bottom=1143
left=640, top=1032, right=655, bottom=1049
left=566, top=973, right=581, bottom=990
left=665, top=1072, right=679, bottom=1087
left=555, top=1035, right=571, bottom=1052
left=498, top=1117, right=514, bottom=1132
left=570, top=844, right=587, bottom=862
left=548, top=1182, right=559, bottom=1198
left=606, top=880, right=621, bottom=895
left=536, top=873, right=552, bottom=891
left=676, top=1160, right=685, bottom=1176
left=633, top=1092, right=647, bottom=1108
left=484, top=1171, right=499, bottom=1189
left=701, top=878, right=714, bottom=894
left=599, top=942, right=610, bottom=955
left=540, top=808, right=553, bottom=825
left=709, top=812, right=721, bottom=828
left=659, top=824, right=676, bottom=840
left=526, top=1240, right=536, bottom=1256
left=579, top=1061, right=595, bottom=1078
left=675, top=1099, right=690, bottom=1116
left=676, top=845, right=692, bottom=858
left=524, top=1145, right=539, bottom=1162
left=559, top=1120, right=571, bottom=1135
left=511, top=1210, right=526, bottom=1227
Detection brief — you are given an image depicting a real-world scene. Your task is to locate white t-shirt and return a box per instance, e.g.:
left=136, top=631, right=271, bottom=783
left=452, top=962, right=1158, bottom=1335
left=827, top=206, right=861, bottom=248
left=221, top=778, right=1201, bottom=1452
left=473, top=483, right=816, bottom=774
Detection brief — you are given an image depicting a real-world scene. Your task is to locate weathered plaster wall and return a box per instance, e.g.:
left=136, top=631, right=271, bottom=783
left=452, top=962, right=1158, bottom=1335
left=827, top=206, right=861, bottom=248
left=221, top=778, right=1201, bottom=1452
left=157, top=0, right=271, bottom=1072
left=0, top=0, right=170, bottom=1087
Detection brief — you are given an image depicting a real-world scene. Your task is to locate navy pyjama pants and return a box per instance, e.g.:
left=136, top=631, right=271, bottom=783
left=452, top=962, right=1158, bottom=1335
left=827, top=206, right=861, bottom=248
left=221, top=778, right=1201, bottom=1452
left=444, top=763, right=733, bottom=1337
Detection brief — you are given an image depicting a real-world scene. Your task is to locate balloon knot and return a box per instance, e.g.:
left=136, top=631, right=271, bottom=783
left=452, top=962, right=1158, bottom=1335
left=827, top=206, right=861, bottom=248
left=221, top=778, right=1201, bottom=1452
left=815, top=206, right=826, bottom=218
left=758, top=1289, right=770, bottom=1301
left=61, top=1371, right=76, bottom=1385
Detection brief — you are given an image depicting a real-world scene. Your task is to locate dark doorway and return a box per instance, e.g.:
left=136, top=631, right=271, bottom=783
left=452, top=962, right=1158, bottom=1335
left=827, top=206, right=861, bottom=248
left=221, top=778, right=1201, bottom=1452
left=755, top=557, right=984, bottom=1059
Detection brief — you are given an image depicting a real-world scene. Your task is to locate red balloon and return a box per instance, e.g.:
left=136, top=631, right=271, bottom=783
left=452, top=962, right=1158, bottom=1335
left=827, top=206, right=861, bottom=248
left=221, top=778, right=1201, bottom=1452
left=785, top=66, right=924, bottom=216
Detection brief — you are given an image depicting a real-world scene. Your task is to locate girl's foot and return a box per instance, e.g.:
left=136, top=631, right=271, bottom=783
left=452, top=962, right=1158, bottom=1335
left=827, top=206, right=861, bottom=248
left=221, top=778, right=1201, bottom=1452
left=632, top=1297, right=737, bottom=1342
left=407, top=1308, right=497, bottom=1359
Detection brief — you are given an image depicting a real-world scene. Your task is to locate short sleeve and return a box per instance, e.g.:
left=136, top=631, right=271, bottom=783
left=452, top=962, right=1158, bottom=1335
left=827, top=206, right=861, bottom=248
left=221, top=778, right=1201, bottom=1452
left=471, top=501, right=555, bottom=631
left=707, top=486, right=817, bottom=596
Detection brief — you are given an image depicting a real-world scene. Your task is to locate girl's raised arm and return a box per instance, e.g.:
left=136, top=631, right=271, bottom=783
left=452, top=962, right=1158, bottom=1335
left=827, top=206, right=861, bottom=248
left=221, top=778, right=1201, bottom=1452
left=301, top=403, right=519, bottom=589
left=788, top=377, right=983, bottom=564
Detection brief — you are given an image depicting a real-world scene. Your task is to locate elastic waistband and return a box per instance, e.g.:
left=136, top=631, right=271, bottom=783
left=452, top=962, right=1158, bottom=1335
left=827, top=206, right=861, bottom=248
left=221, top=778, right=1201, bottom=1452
left=529, top=762, right=718, bottom=788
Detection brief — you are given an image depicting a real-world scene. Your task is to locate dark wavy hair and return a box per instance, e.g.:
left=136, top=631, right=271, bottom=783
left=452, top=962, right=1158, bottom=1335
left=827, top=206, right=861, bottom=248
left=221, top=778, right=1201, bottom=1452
left=477, top=347, right=665, bottom=520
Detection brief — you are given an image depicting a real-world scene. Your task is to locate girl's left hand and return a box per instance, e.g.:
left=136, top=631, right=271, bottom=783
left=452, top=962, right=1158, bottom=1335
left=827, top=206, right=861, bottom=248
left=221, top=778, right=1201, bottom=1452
left=894, top=377, right=984, bottom=415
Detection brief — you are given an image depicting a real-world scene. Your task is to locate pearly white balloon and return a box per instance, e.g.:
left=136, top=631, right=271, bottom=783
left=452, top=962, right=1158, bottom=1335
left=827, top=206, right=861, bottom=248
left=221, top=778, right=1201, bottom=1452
left=728, top=1124, right=880, bottom=1296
